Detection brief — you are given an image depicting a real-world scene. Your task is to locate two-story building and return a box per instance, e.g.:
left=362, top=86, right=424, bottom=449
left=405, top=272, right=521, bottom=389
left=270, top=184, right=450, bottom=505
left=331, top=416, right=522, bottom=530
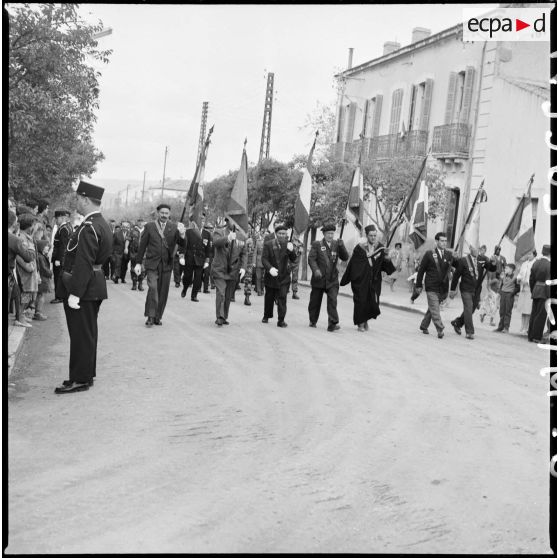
left=332, top=21, right=549, bottom=261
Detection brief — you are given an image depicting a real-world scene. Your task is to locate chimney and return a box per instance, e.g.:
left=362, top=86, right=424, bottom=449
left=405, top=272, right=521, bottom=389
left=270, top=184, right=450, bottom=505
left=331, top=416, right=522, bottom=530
left=347, top=47, right=354, bottom=69
left=383, top=41, right=401, bottom=56
left=411, top=27, right=431, bottom=43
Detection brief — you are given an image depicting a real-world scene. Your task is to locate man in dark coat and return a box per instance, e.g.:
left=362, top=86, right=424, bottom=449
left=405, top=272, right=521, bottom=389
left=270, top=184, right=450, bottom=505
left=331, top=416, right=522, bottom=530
left=133, top=204, right=186, bottom=327
left=201, top=219, right=214, bottom=293
left=340, top=224, right=395, bottom=332
left=179, top=222, right=210, bottom=302
left=528, top=244, right=551, bottom=343
left=211, top=221, right=247, bottom=326
left=50, top=208, right=73, bottom=303
left=308, top=223, right=349, bottom=331
left=449, top=245, right=497, bottom=339
left=54, top=181, right=113, bottom=394
left=119, top=221, right=131, bottom=283
left=111, top=224, right=126, bottom=283
left=128, top=217, right=146, bottom=291
left=415, top=231, right=456, bottom=338
left=261, top=224, right=298, bottom=327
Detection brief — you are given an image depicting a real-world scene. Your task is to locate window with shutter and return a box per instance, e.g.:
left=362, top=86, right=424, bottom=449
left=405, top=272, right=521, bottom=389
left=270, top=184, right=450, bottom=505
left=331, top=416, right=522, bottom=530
left=389, top=89, right=403, bottom=136
left=453, top=71, right=466, bottom=123
left=420, top=78, right=434, bottom=131
left=345, top=102, right=357, bottom=142
left=459, top=66, right=476, bottom=123
left=371, top=95, right=383, bottom=137
left=362, top=99, right=370, bottom=136
left=444, top=72, right=458, bottom=124
left=408, top=84, right=417, bottom=131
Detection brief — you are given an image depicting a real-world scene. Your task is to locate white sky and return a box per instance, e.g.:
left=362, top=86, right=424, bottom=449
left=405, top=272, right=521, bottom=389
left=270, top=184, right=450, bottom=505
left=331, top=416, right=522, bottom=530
left=81, top=3, right=499, bottom=189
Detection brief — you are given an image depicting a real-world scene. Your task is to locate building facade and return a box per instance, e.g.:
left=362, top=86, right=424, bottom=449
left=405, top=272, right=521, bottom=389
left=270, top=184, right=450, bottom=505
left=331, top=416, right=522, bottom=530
left=332, top=23, right=550, bottom=260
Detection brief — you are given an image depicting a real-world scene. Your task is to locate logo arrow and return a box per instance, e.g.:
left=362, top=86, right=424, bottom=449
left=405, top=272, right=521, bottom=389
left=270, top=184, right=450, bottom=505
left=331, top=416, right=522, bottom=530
left=516, top=18, right=530, bottom=31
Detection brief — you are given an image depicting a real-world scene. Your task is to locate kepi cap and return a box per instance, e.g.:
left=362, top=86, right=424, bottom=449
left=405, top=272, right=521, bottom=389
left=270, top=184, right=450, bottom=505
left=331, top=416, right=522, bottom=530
left=76, top=180, right=104, bottom=201
left=542, top=244, right=551, bottom=256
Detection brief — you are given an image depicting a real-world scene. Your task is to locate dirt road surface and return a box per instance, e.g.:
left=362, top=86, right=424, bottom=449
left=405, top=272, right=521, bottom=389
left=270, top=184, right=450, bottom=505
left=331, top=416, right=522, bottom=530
left=7, top=282, right=552, bottom=553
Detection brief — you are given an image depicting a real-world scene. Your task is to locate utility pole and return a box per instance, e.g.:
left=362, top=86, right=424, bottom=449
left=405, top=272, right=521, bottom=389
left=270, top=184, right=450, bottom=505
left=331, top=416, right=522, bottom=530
left=161, top=146, right=168, bottom=198
left=141, top=171, right=146, bottom=212
left=125, top=184, right=130, bottom=208
left=259, top=72, right=274, bottom=164
left=197, top=102, right=209, bottom=166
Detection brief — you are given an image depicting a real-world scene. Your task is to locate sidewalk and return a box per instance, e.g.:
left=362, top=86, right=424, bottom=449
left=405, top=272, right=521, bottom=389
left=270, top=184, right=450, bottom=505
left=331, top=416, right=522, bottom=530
left=7, top=320, right=28, bottom=383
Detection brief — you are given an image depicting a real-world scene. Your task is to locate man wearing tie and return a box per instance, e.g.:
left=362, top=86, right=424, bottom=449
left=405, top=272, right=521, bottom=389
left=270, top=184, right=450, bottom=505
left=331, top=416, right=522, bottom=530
left=449, top=245, right=497, bottom=339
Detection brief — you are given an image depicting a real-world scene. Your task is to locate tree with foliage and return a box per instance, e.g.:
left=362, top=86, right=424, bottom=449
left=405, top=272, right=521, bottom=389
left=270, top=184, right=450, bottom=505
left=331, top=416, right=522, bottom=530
left=8, top=3, right=111, bottom=202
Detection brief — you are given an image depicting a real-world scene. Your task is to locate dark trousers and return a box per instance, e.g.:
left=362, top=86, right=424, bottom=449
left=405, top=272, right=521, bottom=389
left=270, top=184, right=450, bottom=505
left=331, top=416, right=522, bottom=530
left=498, top=291, right=515, bottom=330
left=112, top=253, right=123, bottom=279
left=214, top=277, right=236, bottom=320
left=202, top=259, right=213, bottom=291
left=528, top=298, right=548, bottom=341
left=454, top=290, right=477, bottom=335
left=264, top=284, right=289, bottom=322
left=144, top=264, right=171, bottom=320
left=255, top=267, right=264, bottom=295
left=120, top=254, right=129, bottom=281
left=8, top=274, right=22, bottom=320
left=102, top=257, right=113, bottom=279
left=173, top=256, right=183, bottom=285
left=182, top=262, right=203, bottom=298
left=53, top=264, right=62, bottom=294
left=63, top=299, right=101, bottom=383
left=308, top=285, right=339, bottom=326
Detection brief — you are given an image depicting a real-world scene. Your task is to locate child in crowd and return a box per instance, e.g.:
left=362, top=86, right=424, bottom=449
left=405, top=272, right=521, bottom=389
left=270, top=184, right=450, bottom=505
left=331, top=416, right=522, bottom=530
left=16, top=214, right=39, bottom=320
left=34, top=239, right=52, bottom=321
left=479, top=275, right=500, bottom=327
left=495, top=263, right=518, bottom=333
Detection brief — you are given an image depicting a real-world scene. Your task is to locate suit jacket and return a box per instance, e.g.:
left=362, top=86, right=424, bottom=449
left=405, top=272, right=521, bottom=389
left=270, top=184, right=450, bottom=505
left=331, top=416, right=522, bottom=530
left=55, top=212, right=113, bottom=301
left=202, top=228, right=214, bottom=259
left=262, top=238, right=297, bottom=288
left=529, top=257, right=550, bottom=299
left=180, top=228, right=209, bottom=266
left=112, top=229, right=126, bottom=255
left=51, top=221, right=73, bottom=264
left=211, top=229, right=248, bottom=280
left=416, top=248, right=455, bottom=293
left=450, top=254, right=496, bottom=296
left=308, top=238, right=349, bottom=289
left=135, top=220, right=185, bottom=272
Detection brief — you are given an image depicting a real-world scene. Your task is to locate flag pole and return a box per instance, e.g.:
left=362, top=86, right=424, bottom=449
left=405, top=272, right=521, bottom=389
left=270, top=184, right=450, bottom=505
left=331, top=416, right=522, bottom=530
left=385, top=147, right=430, bottom=248
left=340, top=132, right=365, bottom=240
left=453, top=179, right=485, bottom=253
left=497, top=173, right=535, bottom=247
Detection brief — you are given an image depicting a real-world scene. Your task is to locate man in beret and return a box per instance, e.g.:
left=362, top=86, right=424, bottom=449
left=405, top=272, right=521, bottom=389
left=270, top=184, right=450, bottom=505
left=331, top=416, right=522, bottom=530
left=308, top=223, right=349, bottom=331
left=340, top=224, right=395, bottom=332
left=261, top=224, right=298, bottom=327
left=50, top=209, right=73, bottom=303
left=134, top=203, right=186, bottom=327
left=528, top=244, right=552, bottom=343
left=54, top=181, right=113, bottom=394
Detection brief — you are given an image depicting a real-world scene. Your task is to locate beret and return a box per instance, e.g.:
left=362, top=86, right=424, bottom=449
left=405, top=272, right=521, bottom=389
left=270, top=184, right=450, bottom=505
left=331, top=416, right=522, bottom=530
left=156, top=203, right=171, bottom=211
left=364, top=224, right=377, bottom=234
left=274, top=223, right=288, bottom=233
left=321, top=223, right=336, bottom=232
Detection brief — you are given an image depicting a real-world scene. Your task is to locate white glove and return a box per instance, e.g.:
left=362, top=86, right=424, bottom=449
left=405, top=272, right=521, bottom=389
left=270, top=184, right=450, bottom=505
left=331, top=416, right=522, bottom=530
left=287, top=242, right=294, bottom=252
left=203, top=262, right=209, bottom=269
left=177, top=222, right=186, bottom=235
left=269, top=267, right=279, bottom=277
left=179, top=256, right=185, bottom=266
left=239, top=268, right=246, bottom=281
left=134, top=264, right=142, bottom=276
left=68, top=294, right=80, bottom=309
left=124, top=249, right=128, bottom=255
left=54, top=260, right=60, bottom=267
left=228, top=230, right=236, bottom=241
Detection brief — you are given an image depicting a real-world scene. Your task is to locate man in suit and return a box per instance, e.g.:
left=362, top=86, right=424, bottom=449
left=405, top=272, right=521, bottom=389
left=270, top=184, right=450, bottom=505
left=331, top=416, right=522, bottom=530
left=201, top=218, right=214, bottom=293
left=134, top=204, right=186, bottom=327
left=128, top=217, right=146, bottom=291
left=119, top=220, right=131, bottom=284
left=211, top=221, right=247, bottom=326
left=261, top=224, right=297, bottom=328
left=179, top=222, right=210, bottom=302
left=112, top=224, right=126, bottom=283
left=528, top=244, right=551, bottom=343
left=308, top=223, right=349, bottom=331
left=50, top=208, right=73, bottom=303
left=449, top=245, right=497, bottom=339
left=253, top=232, right=265, bottom=296
left=54, top=181, right=113, bottom=394
left=415, top=231, right=456, bottom=339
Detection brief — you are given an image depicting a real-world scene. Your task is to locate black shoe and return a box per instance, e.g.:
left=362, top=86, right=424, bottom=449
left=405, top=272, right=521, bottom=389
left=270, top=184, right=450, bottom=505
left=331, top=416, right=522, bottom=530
left=191, top=297, right=199, bottom=302
left=63, top=379, right=94, bottom=387
left=215, top=318, right=224, bottom=327
left=181, top=288, right=187, bottom=298
left=493, top=327, right=504, bottom=332
left=437, top=330, right=444, bottom=339
left=112, top=278, right=119, bottom=284
left=277, top=321, right=287, bottom=328
left=451, top=320, right=462, bottom=335
left=131, top=284, right=137, bottom=291
left=244, top=296, right=251, bottom=306
left=145, top=317, right=154, bottom=327
left=121, top=279, right=127, bottom=284
left=466, top=334, right=475, bottom=340
left=203, top=289, right=210, bottom=294
left=420, top=326, right=429, bottom=334
left=292, top=293, right=300, bottom=300
left=309, top=322, right=317, bottom=328
left=138, top=284, right=144, bottom=291
left=54, top=381, right=89, bottom=394
left=222, top=320, right=229, bottom=325
left=327, top=324, right=340, bottom=332
left=154, top=318, right=162, bottom=325
left=175, top=282, right=180, bottom=288
left=262, top=317, right=269, bottom=323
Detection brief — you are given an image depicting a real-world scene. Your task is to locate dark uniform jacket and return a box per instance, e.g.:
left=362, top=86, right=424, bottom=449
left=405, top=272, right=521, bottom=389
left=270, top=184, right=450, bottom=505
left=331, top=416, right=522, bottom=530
left=450, top=254, right=496, bottom=296
left=202, top=228, right=214, bottom=259
left=55, top=212, right=113, bottom=301
left=262, top=238, right=297, bottom=288
left=112, top=229, right=126, bottom=255
left=135, top=220, right=185, bottom=272
left=416, top=248, right=455, bottom=293
left=529, top=257, right=550, bottom=299
left=51, top=221, right=73, bottom=265
left=181, top=228, right=210, bottom=266
left=308, top=238, right=349, bottom=289
left=211, top=228, right=248, bottom=280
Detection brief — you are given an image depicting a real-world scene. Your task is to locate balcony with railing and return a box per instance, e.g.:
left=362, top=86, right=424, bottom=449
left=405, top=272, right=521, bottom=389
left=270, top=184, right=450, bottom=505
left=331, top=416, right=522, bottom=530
left=431, top=123, right=471, bottom=158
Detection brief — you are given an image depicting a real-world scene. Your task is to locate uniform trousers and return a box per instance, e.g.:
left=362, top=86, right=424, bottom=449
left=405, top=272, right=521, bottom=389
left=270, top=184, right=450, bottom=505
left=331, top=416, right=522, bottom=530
left=528, top=298, right=548, bottom=341
left=453, top=290, right=477, bottom=334
left=63, top=299, right=101, bottom=383
left=264, top=284, right=289, bottom=322
left=214, top=277, right=236, bottom=320
left=420, top=290, right=445, bottom=332
left=144, top=263, right=171, bottom=320
left=112, top=253, right=123, bottom=279
left=498, top=291, right=515, bottom=330
left=182, top=261, right=203, bottom=298
left=53, top=264, right=62, bottom=292
left=308, top=286, right=339, bottom=326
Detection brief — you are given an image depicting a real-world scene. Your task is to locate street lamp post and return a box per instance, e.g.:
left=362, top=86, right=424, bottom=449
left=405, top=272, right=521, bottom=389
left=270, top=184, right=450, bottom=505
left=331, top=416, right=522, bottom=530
left=161, top=146, right=168, bottom=198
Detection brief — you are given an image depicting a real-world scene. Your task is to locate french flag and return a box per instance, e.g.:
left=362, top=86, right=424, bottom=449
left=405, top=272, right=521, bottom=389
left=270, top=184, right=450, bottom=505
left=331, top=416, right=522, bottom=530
left=502, top=192, right=535, bottom=262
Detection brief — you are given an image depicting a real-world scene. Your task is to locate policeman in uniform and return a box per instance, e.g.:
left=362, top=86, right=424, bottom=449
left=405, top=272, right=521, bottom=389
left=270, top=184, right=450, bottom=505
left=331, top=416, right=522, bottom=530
left=128, top=217, right=146, bottom=291
left=54, top=181, right=113, bottom=394
left=50, top=208, right=73, bottom=303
